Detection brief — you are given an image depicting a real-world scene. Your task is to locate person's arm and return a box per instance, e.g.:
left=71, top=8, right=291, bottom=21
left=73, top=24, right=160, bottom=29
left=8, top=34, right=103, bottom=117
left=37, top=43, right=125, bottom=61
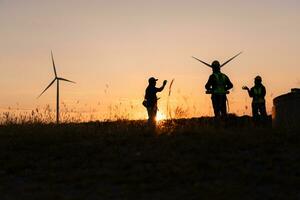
left=242, top=86, right=248, bottom=94
left=242, top=86, right=252, bottom=97
left=205, top=75, right=214, bottom=91
left=261, top=85, right=266, bottom=98
left=225, top=76, right=233, bottom=90
left=249, top=88, right=254, bottom=97
left=156, top=80, right=167, bottom=92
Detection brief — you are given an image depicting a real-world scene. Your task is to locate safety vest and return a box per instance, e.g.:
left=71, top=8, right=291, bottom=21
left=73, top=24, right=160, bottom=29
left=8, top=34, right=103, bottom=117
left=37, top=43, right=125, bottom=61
left=253, top=87, right=265, bottom=103
left=213, top=73, right=227, bottom=94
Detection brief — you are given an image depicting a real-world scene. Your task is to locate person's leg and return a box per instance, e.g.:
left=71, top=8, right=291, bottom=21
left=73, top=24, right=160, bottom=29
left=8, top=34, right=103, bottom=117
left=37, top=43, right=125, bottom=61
left=258, top=103, right=267, bottom=124
left=212, top=95, right=219, bottom=117
left=252, top=103, right=259, bottom=122
left=259, top=103, right=267, bottom=117
left=147, top=107, right=152, bottom=124
left=220, top=95, right=227, bottom=117
left=153, top=106, right=158, bottom=122
left=148, top=105, right=158, bottom=127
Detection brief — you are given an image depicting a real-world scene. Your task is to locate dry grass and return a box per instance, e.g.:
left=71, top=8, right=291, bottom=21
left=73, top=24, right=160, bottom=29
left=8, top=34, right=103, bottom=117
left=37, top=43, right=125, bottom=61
left=0, top=102, right=142, bottom=125
left=0, top=117, right=299, bottom=199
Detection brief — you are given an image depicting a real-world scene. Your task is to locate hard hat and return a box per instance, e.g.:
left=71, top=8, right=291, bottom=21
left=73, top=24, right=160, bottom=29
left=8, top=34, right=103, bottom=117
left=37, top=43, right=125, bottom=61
left=148, top=77, right=158, bottom=83
left=255, top=76, right=262, bottom=81
left=211, top=60, right=220, bottom=71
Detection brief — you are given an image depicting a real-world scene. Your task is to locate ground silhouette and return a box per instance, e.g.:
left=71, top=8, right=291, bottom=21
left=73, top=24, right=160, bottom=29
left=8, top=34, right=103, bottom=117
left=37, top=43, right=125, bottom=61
left=0, top=116, right=299, bottom=200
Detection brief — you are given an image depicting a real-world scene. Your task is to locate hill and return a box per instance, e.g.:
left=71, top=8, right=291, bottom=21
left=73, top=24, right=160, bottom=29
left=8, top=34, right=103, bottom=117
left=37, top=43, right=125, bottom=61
left=0, top=117, right=299, bottom=199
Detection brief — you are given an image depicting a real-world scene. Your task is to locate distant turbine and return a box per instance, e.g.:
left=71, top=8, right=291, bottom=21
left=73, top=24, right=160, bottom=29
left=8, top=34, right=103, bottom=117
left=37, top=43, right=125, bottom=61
left=192, top=52, right=243, bottom=68
left=38, top=51, right=76, bottom=124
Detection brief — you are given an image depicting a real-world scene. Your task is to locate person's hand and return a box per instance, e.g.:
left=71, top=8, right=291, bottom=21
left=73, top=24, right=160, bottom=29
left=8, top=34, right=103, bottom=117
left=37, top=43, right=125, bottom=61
left=242, top=86, right=249, bottom=90
left=163, top=80, right=167, bottom=85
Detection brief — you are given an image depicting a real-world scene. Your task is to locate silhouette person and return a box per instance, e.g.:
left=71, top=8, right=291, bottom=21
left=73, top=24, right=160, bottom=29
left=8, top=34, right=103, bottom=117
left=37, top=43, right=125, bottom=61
left=242, top=76, right=267, bottom=121
left=205, top=61, right=233, bottom=117
left=192, top=52, right=241, bottom=118
left=144, top=77, right=167, bottom=126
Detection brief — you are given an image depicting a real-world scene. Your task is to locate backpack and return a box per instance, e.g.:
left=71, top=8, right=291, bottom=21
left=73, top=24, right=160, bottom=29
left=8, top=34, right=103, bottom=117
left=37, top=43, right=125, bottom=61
left=142, top=99, right=148, bottom=108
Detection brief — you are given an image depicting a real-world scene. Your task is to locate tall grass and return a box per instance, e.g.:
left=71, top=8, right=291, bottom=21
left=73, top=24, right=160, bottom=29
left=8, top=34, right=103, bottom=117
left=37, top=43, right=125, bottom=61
left=0, top=91, right=263, bottom=125
left=0, top=102, right=145, bottom=125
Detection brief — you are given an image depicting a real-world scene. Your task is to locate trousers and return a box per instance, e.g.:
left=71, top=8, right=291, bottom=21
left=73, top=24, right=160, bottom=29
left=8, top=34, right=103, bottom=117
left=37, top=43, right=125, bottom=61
left=211, top=94, right=227, bottom=117
left=147, top=105, right=157, bottom=125
left=252, top=102, right=267, bottom=120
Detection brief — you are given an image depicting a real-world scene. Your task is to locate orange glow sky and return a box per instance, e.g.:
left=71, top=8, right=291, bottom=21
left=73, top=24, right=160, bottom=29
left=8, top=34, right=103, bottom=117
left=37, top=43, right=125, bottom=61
left=0, top=0, right=300, bottom=120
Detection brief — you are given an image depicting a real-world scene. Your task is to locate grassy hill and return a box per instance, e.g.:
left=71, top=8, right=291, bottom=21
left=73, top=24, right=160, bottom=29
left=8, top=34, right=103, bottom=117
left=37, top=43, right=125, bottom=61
left=0, top=117, right=299, bottom=199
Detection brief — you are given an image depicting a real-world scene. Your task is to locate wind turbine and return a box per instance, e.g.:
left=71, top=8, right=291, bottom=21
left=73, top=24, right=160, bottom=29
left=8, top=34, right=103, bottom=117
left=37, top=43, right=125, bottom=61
left=192, top=52, right=243, bottom=68
left=38, top=51, right=76, bottom=124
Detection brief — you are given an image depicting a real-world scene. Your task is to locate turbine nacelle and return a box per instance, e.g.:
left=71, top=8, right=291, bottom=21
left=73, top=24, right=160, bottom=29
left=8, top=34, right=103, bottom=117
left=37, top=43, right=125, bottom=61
left=37, top=77, right=76, bottom=98
left=37, top=52, right=75, bottom=98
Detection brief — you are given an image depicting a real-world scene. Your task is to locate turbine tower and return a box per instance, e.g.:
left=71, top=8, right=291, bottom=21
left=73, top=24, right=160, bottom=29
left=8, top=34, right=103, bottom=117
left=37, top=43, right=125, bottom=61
left=38, top=51, right=75, bottom=124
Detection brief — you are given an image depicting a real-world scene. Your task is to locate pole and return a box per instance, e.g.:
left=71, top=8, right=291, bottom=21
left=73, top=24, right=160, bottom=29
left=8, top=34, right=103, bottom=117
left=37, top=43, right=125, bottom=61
left=57, top=80, right=59, bottom=124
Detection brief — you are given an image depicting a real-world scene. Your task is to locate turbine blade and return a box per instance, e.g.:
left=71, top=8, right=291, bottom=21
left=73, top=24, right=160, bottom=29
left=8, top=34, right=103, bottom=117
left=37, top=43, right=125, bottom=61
left=220, top=52, right=243, bottom=68
left=58, top=77, right=76, bottom=84
left=37, top=78, right=56, bottom=98
left=192, top=56, right=212, bottom=68
left=51, top=51, right=57, bottom=77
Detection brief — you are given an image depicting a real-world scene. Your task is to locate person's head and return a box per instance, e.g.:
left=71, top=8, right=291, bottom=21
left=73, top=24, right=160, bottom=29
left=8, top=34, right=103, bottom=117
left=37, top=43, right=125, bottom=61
left=148, top=77, right=158, bottom=86
left=254, top=76, right=262, bottom=85
left=211, top=60, right=221, bottom=73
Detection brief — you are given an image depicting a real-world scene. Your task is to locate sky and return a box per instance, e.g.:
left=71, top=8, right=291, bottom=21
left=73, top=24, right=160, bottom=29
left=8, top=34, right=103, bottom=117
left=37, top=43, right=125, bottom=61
left=0, top=0, right=300, bottom=120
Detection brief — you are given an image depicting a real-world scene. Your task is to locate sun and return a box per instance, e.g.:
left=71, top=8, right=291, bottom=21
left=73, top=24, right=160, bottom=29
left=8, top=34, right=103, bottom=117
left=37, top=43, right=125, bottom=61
left=156, top=111, right=167, bottom=122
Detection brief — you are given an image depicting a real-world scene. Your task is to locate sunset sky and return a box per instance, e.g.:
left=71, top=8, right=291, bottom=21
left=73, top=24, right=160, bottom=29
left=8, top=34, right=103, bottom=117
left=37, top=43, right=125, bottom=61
left=0, top=0, right=299, bottom=120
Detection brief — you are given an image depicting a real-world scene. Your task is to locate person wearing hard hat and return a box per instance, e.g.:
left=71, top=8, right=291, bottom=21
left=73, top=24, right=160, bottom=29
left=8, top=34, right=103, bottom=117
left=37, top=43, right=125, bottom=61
left=242, top=76, right=267, bottom=121
left=143, top=77, right=167, bottom=126
left=205, top=61, right=233, bottom=117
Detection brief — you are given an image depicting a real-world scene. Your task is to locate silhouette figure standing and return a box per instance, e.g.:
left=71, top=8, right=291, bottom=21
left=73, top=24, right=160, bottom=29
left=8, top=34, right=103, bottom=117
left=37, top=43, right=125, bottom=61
left=192, top=52, right=241, bottom=118
left=144, top=77, right=167, bottom=126
left=242, top=76, right=267, bottom=121
left=205, top=61, right=233, bottom=117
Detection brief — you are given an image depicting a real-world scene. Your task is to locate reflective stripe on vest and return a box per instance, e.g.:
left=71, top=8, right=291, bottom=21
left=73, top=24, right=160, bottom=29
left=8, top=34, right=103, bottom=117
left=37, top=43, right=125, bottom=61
left=213, top=73, right=226, bottom=94
left=253, top=87, right=265, bottom=103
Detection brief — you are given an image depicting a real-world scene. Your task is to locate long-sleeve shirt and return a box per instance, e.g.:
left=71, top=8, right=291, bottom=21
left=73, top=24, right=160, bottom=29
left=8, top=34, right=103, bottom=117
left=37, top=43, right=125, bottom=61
left=145, top=85, right=165, bottom=107
left=248, top=84, right=266, bottom=103
left=205, top=73, right=233, bottom=94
